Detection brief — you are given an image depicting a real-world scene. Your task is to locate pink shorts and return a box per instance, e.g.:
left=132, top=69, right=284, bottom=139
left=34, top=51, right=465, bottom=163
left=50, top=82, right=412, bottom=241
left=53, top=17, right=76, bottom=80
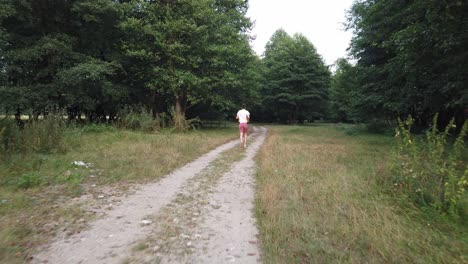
left=239, top=123, right=248, bottom=134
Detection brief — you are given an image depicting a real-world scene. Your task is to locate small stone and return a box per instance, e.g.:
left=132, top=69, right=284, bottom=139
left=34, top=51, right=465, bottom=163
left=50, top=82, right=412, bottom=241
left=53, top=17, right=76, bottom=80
left=141, top=220, right=152, bottom=225
left=187, top=241, right=192, bottom=246
left=89, top=175, right=96, bottom=178
left=153, top=245, right=160, bottom=252
left=98, top=195, right=105, bottom=199
left=247, top=253, right=256, bottom=256
left=210, top=202, right=221, bottom=209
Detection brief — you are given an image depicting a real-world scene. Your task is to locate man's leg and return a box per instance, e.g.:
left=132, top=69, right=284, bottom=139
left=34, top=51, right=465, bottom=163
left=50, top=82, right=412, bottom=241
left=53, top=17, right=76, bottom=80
left=243, top=132, right=247, bottom=147
left=243, top=124, right=248, bottom=147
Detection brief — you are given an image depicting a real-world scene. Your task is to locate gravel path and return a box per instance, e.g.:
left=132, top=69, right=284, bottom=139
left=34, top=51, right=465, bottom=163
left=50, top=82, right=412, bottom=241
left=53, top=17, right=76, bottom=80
left=34, top=127, right=267, bottom=264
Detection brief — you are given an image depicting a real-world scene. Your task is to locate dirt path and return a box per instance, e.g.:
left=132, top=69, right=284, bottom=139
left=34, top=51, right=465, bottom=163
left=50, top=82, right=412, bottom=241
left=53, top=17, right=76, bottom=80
left=34, top=127, right=267, bottom=264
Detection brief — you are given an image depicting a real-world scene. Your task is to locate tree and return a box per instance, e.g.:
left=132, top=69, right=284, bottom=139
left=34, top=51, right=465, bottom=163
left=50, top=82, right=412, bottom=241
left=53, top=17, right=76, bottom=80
left=0, top=0, right=126, bottom=120
left=120, top=0, right=256, bottom=130
left=261, top=29, right=331, bottom=123
left=329, top=58, right=359, bottom=122
left=347, top=0, right=468, bottom=127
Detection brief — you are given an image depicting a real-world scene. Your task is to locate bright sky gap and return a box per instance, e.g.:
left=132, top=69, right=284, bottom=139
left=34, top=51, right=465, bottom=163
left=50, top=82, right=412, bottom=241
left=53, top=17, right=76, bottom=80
left=246, top=0, right=354, bottom=66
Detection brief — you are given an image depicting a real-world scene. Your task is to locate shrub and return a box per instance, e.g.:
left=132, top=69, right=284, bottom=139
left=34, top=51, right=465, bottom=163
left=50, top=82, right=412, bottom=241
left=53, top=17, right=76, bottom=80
left=0, top=114, right=67, bottom=159
left=16, top=172, right=44, bottom=189
left=366, top=119, right=392, bottom=134
left=25, top=115, right=67, bottom=153
left=115, top=106, right=160, bottom=132
left=0, top=118, right=22, bottom=157
left=391, top=114, right=468, bottom=216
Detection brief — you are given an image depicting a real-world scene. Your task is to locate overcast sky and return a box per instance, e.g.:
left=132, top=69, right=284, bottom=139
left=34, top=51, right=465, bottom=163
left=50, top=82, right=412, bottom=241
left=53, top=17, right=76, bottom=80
left=246, top=0, right=354, bottom=66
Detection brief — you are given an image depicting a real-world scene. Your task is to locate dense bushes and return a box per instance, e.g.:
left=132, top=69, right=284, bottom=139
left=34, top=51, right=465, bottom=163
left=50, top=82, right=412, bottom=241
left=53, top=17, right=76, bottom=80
left=114, top=107, right=162, bottom=132
left=0, top=115, right=67, bottom=161
left=391, top=115, right=468, bottom=218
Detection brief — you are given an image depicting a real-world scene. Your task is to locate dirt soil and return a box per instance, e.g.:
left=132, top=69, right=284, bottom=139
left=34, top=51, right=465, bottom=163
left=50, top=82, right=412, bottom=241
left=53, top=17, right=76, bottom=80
left=33, top=126, right=267, bottom=264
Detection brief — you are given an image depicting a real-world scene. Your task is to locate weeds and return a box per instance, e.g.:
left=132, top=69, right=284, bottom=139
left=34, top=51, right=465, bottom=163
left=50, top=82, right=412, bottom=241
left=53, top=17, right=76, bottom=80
left=16, top=172, right=44, bottom=189
left=0, top=115, right=67, bottom=160
left=115, top=106, right=161, bottom=132
left=392, top=115, right=468, bottom=217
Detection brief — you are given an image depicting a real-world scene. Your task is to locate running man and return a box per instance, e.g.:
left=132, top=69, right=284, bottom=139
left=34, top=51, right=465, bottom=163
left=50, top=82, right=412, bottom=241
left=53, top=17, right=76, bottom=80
left=236, top=105, right=250, bottom=148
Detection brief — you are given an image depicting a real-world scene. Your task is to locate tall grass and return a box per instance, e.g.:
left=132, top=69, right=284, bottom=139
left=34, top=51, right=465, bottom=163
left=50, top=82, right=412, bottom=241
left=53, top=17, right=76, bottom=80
left=391, top=115, right=468, bottom=217
left=0, top=115, right=67, bottom=162
left=255, top=125, right=467, bottom=263
left=115, top=106, right=163, bottom=132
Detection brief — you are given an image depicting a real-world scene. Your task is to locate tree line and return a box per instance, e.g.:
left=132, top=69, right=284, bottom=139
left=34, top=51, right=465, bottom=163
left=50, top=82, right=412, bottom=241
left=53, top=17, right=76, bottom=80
left=1, top=0, right=466, bottom=128
left=0, top=0, right=260, bottom=125
left=330, top=0, right=467, bottom=128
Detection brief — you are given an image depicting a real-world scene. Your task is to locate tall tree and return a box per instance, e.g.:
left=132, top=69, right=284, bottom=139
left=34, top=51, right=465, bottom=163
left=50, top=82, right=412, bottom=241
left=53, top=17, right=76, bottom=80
left=120, top=0, right=255, bottom=124
left=329, top=58, right=359, bottom=122
left=0, top=0, right=126, bottom=120
left=348, top=0, right=468, bottom=127
left=261, top=29, right=330, bottom=123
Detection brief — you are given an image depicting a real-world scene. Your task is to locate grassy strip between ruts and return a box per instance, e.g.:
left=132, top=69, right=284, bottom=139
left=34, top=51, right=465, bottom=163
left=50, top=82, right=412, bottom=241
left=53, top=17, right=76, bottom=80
left=255, top=125, right=467, bottom=264
left=0, top=125, right=237, bottom=263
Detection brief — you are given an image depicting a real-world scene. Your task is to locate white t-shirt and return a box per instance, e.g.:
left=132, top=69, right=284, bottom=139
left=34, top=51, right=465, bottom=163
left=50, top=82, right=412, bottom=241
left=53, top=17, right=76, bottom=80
left=236, top=109, right=250, bottom=123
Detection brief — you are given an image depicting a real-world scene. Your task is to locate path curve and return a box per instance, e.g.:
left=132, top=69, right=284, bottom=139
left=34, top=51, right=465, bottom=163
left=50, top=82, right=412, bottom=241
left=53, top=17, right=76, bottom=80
left=34, top=127, right=267, bottom=264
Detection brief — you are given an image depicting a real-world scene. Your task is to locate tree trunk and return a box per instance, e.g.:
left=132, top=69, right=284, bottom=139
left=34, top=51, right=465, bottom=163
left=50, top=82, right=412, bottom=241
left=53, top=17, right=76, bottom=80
left=174, top=95, right=188, bottom=132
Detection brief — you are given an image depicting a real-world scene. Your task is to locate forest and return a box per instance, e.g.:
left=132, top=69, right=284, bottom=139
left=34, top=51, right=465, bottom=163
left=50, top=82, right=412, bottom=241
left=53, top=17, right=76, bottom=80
left=0, top=0, right=465, bottom=129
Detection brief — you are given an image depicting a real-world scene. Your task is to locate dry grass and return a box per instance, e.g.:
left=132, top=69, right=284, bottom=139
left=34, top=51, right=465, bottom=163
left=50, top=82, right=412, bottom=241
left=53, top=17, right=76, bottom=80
left=0, top=126, right=237, bottom=263
left=255, top=125, right=467, bottom=263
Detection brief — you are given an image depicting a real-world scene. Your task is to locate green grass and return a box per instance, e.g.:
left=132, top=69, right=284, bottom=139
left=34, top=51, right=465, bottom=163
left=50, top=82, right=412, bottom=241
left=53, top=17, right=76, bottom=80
left=255, top=125, right=467, bottom=263
left=0, top=125, right=237, bottom=263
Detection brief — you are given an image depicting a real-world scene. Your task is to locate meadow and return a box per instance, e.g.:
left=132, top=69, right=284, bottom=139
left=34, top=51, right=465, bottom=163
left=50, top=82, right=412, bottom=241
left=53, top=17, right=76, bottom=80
left=0, top=123, right=236, bottom=263
left=1, top=121, right=466, bottom=263
left=255, top=124, right=467, bottom=263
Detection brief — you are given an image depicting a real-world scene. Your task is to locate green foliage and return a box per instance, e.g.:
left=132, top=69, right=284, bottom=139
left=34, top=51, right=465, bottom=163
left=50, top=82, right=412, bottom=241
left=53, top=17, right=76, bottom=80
left=366, top=120, right=393, bottom=135
left=347, top=0, right=468, bottom=126
left=0, top=115, right=67, bottom=159
left=260, top=29, right=331, bottom=123
left=115, top=106, right=160, bottom=132
left=16, top=172, right=43, bottom=189
left=119, top=0, right=257, bottom=122
left=26, top=116, right=67, bottom=154
left=0, top=118, right=21, bottom=158
left=392, top=115, right=468, bottom=217
left=329, top=58, right=360, bottom=122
